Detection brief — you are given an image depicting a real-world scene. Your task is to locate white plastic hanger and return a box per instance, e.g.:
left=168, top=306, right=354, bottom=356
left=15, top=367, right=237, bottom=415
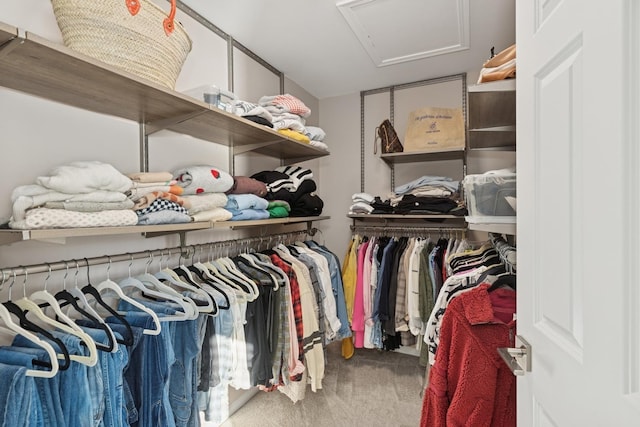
left=218, top=257, right=259, bottom=297
left=0, top=272, right=59, bottom=378
left=201, top=257, right=246, bottom=298
left=15, top=269, right=98, bottom=367
left=60, top=262, right=118, bottom=353
left=136, top=253, right=198, bottom=320
left=118, top=255, right=193, bottom=322
left=208, top=258, right=256, bottom=301
left=157, top=249, right=216, bottom=315
left=94, top=257, right=161, bottom=336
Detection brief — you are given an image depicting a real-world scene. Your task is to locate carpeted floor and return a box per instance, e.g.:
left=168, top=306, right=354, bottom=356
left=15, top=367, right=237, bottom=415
left=220, top=342, right=426, bottom=427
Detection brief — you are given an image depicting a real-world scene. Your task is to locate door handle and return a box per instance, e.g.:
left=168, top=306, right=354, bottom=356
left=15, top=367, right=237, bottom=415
left=498, top=335, right=532, bottom=376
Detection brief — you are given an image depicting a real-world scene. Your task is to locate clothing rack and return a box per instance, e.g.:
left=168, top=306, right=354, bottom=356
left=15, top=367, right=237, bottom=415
left=0, top=228, right=318, bottom=280
left=350, top=225, right=466, bottom=238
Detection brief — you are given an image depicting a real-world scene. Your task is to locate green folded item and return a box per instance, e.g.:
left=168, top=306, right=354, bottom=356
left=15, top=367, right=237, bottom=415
left=268, top=206, right=290, bottom=218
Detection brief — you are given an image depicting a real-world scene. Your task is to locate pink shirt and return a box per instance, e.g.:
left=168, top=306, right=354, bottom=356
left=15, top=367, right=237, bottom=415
left=352, top=240, right=369, bottom=348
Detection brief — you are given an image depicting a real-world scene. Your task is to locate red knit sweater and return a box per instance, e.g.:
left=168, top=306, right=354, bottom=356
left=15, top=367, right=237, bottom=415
left=420, top=283, right=516, bottom=427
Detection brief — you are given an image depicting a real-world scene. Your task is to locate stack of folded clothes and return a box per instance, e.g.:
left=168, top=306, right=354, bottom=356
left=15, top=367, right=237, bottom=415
left=251, top=165, right=324, bottom=217
left=7, top=161, right=138, bottom=229
left=232, top=94, right=329, bottom=151
left=390, top=175, right=466, bottom=216
left=224, top=194, right=270, bottom=221
left=346, top=175, right=466, bottom=216
left=172, top=165, right=235, bottom=223
left=127, top=171, right=190, bottom=225
left=348, top=193, right=374, bottom=214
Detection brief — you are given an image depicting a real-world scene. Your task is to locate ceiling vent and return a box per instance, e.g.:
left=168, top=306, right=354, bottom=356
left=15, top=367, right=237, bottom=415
left=337, top=0, right=470, bottom=67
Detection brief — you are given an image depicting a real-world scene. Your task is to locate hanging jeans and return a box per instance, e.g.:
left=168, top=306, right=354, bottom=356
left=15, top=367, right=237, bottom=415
left=0, top=362, right=41, bottom=427
left=76, top=322, right=129, bottom=427
left=105, top=319, right=145, bottom=427
left=118, top=309, right=176, bottom=427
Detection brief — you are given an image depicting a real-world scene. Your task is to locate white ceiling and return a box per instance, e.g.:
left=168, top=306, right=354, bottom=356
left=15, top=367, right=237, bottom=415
left=182, top=0, right=515, bottom=99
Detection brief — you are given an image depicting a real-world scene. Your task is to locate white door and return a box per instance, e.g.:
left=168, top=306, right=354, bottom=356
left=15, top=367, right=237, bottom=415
left=517, top=0, right=640, bottom=425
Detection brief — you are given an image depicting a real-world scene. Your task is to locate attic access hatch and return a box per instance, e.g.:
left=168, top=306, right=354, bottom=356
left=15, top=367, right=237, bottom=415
left=337, top=0, right=470, bottom=67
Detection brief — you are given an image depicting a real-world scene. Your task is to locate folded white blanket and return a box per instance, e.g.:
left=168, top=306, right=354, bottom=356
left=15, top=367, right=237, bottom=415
left=173, top=166, right=234, bottom=195
left=183, top=193, right=229, bottom=214
left=10, top=207, right=138, bottom=230
left=11, top=184, right=128, bottom=222
left=36, top=161, right=132, bottom=194
left=44, top=200, right=135, bottom=212
left=191, top=207, right=233, bottom=223
left=126, top=171, right=173, bottom=183
left=129, top=180, right=177, bottom=188
left=232, top=100, right=273, bottom=122
left=349, top=202, right=374, bottom=214
left=352, top=192, right=374, bottom=203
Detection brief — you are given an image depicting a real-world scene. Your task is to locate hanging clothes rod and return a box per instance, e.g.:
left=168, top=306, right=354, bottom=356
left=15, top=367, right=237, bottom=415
left=0, top=228, right=317, bottom=278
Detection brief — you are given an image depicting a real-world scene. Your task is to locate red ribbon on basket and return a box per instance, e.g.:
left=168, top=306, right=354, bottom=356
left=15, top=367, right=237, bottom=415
left=125, top=0, right=176, bottom=35
left=126, top=0, right=140, bottom=15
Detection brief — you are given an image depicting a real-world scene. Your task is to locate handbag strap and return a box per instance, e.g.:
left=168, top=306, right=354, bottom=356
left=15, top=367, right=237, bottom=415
left=125, top=0, right=177, bottom=35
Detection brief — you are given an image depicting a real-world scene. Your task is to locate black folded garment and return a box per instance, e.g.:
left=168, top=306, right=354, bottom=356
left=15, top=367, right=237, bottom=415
left=393, top=195, right=460, bottom=214
left=369, top=197, right=394, bottom=214
left=291, top=193, right=324, bottom=216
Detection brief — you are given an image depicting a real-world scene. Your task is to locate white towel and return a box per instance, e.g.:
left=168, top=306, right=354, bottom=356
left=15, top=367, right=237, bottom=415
left=36, top=161, right=132, bottom=194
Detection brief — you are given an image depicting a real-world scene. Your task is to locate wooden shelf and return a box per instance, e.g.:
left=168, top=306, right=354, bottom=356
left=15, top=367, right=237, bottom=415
left=468, top=126, right=516, bottom=150
left=214, top=215, right=330, bottom=230
left=0, top=216, right=330, bottom=245
left=468, top=79, right=516, bottom=93
left=380, top=147, right=465, bottom=164
left=348, top=214, right=463, bottom=220
left=0, top=222, right=212, bottom=245
left=468, top=80, right=515, bottom=132
left=0, top=23, right=328, bottom=162
left=467, top=222, right=516, bottom=235
left=348, top=213, right=466, bottom=228
left=465, top=216, right=516, bottom=235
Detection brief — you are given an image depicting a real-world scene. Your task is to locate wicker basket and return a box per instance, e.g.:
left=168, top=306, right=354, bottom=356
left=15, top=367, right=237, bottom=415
left=51, top=0, right=192, bottom=89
